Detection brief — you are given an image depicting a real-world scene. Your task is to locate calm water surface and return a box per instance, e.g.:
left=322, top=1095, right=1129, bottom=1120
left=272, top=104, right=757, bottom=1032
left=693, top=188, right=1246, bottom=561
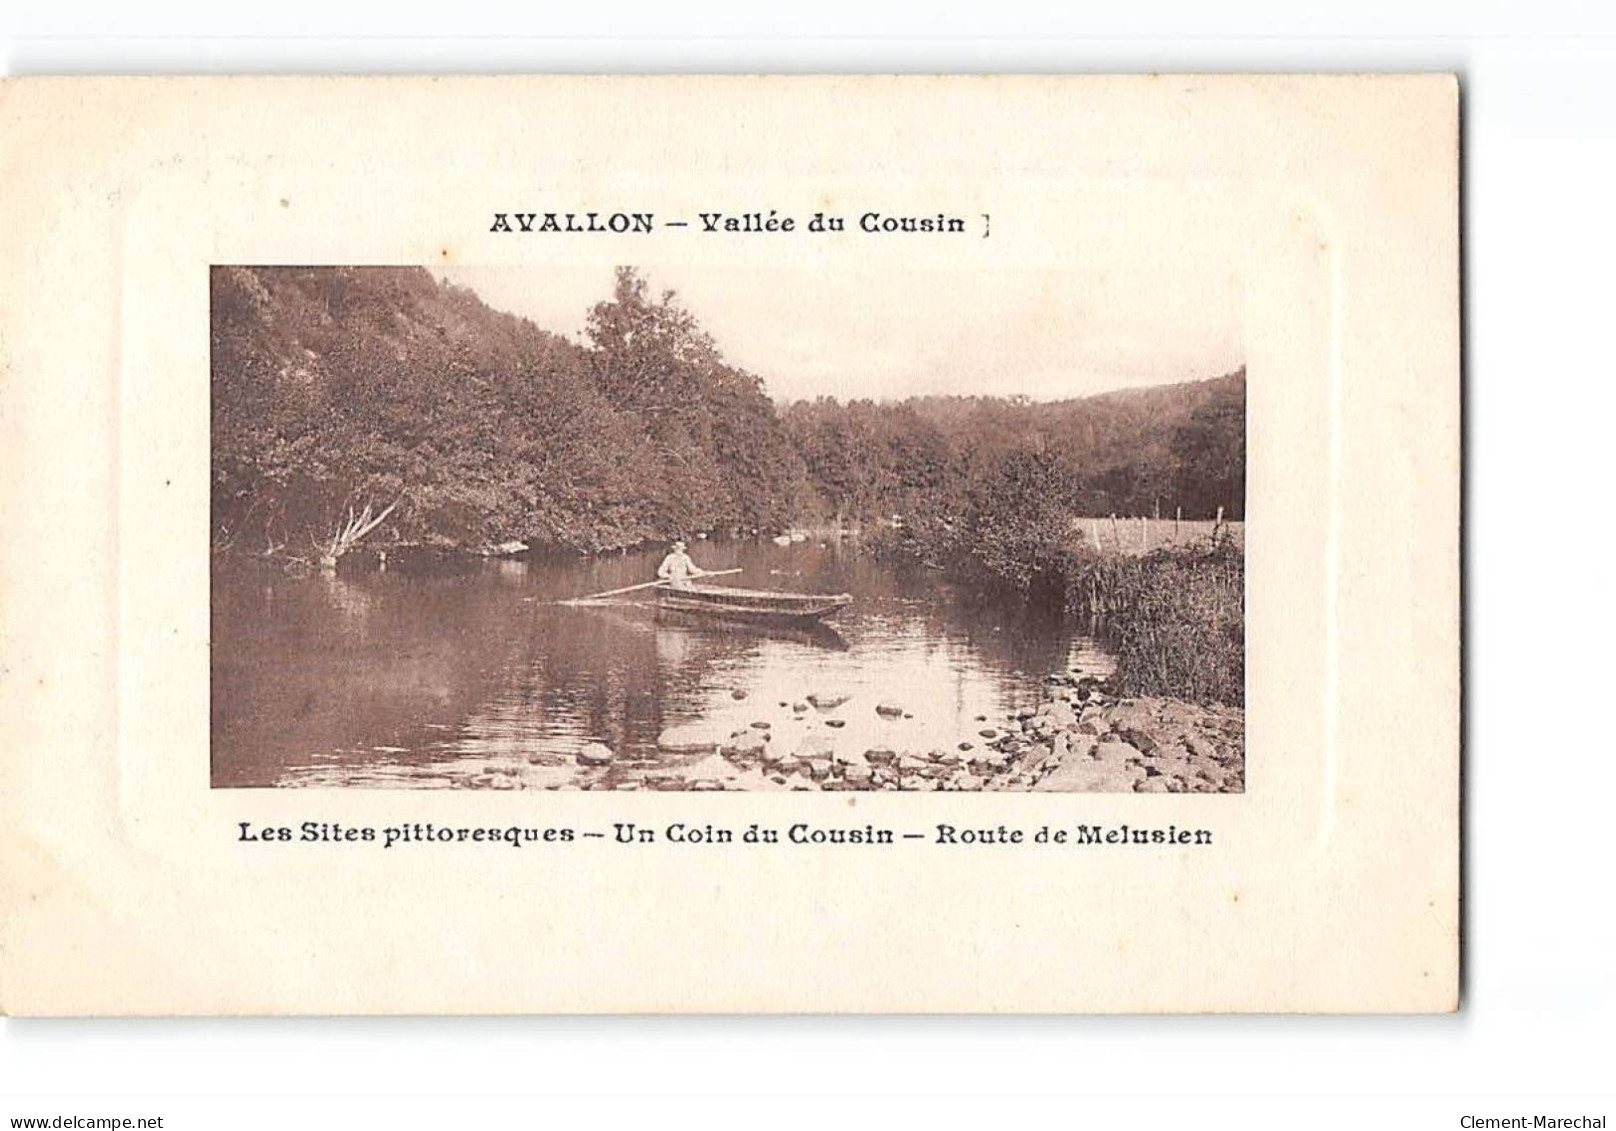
left=211, top=539, right=1115, bottom=788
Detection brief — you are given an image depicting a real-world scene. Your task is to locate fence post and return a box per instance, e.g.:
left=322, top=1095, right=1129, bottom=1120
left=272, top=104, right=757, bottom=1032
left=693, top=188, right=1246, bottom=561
left=1140, top=515, right=1147, bottom=552
left=1175, top=506, right=1182, bottom=541
left=1091, top=518, right=1101, bottom=551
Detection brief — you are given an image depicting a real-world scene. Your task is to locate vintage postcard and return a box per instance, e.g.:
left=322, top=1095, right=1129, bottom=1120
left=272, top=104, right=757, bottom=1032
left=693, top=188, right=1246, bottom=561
left=0, top=75, right=1458, bottom=1013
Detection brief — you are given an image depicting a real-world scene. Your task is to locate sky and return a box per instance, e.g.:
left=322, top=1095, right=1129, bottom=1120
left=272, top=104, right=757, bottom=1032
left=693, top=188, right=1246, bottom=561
left=435, top=252, right=1243, bottom=404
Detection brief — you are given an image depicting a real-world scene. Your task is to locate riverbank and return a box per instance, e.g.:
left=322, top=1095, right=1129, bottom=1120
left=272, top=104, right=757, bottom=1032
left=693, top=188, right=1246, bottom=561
left=870, top=521, right=1246, bottom=709
left=533, top=666, right=1243, bottom=794
left=1065, top=538, right=1244, bottom=707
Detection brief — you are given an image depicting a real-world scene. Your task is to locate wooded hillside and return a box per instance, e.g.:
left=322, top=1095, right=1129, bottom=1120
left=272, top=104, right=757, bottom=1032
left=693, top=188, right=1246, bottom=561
left=211, top=265, right=806, bottom=557
left=783, top=373, right=1245, bottom=526
left=211, top=266, right=1243, bottom=562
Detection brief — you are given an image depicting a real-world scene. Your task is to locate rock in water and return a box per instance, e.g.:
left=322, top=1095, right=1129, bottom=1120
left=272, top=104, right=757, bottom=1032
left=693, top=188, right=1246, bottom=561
left=807, top=692, right=851, bottom=710
left=682, top=753, right=741, bottom=785
left=1034, top=754, right=1144, bottom=793
left=897, top=754, right=930, bottom=774
left=800, top=757, right=834, bottom=781
left=875, top=703, right=904, bottom=718
left=1092, top=739, right=1143, bottom=765
left=732, top=689, right=749, bottom=700
left=769, top=752, right=805, bottom=775
left=1114, top=725, right=1158, bottom=755
left=972, top=748, right=1011, bottom=772
left=824, top=718, right=847, bottom=729
left=730, top=767, right=780, bottom=791
left=657, top=721, right=729, bottom=754
left=1041, top=701, right=1078, bottom=728
left=795, top=732, right=837, bottom=760
left=1106, top=700, right=1155, bottom=731
left=723, top=730, right=769, bottom=759
left=750, top=720, right=771, bottom=730
left=576, top=742, right=615, bottom=766
left=863, top=748, right=898, bottom=766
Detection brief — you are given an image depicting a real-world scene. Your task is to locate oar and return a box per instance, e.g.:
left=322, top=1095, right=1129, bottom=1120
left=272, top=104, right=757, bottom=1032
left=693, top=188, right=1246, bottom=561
left=562, top=568, right=742, bottom=604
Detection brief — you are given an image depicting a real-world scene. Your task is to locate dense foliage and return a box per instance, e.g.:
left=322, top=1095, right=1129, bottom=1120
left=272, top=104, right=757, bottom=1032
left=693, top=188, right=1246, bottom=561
left=832, top=379, right=1244, bottom=596
left=211, top=266, right=805, bottom=557
left=783, top=376, right=1244, bottom=528
left=212, top=266, right=1243, bottom=563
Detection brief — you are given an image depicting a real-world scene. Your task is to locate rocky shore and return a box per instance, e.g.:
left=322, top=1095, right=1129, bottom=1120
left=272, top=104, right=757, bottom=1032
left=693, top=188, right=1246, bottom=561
left=542, top=670, right=1243, bottom=794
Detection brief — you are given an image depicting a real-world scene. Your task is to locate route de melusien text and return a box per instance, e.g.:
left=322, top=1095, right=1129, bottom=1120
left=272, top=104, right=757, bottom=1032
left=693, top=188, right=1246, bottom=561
left=238, top=821, right=1213, bottom=849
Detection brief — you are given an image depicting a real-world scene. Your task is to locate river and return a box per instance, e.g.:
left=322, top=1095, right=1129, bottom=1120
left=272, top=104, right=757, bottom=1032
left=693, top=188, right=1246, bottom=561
left=210, top=538, right=1116, bottom=789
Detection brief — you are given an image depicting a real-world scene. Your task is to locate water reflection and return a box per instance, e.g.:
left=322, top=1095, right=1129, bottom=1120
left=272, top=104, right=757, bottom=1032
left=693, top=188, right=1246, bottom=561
left=655, top=608, right=850, bottom=652
left=210, top=539, right=1114, bottom=789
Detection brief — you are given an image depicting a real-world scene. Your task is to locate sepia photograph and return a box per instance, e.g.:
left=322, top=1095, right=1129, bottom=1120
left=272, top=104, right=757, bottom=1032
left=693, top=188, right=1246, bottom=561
left=4, top=71, right=1459, bottom=1022
left=4, top=3, right=1606, bottom=1120
left=210, top=261, right=1245, bottom=793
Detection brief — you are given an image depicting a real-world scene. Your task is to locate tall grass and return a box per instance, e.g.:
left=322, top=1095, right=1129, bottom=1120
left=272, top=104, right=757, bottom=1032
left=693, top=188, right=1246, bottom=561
left=1063, top=535, right=1244, bottom=706
left=869, top=502, right=1245, bottom=707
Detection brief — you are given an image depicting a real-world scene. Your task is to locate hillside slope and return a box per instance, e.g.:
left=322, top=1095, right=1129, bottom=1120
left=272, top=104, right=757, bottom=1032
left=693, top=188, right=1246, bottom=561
left=211, top=265, right=1243, bottom=561
left=211, top=266, right=806, bottom=555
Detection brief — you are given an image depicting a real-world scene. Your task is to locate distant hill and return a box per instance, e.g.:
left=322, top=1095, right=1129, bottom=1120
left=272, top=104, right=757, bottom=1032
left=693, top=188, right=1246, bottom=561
left=782, top=370, right=1244, bottom=523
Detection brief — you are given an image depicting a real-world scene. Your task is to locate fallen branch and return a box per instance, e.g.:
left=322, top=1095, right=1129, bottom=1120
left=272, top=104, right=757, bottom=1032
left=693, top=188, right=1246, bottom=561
left=318, top=493, right=404, bottom=569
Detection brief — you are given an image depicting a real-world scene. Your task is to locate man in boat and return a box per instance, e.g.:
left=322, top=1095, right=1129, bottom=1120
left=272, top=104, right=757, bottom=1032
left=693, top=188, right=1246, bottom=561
left=656, top=539, right=711, bottom=591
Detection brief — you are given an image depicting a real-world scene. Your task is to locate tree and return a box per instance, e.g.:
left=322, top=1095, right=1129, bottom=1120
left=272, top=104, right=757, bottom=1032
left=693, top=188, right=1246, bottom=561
left=212, top=265, right=814, bottom=559
left=212, top=263, right=1244, bottom=570
left=1170, top=370, right=1246, bottom=519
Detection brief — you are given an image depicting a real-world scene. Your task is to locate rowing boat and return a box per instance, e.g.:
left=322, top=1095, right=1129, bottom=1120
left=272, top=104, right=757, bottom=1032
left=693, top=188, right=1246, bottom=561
left=655, top=608, right=850, bottom=650
left=656, top=582, right=852, bottom=624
